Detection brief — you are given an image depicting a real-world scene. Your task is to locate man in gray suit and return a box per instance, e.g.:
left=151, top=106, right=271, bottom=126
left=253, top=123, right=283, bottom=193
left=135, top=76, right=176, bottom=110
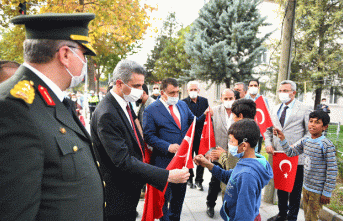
left=265, top=80, right=312, bottom=221
left=205, top=88, right=237, bottom=218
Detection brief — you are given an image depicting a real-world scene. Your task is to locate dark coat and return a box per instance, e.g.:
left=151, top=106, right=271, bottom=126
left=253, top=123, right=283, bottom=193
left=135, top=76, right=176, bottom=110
left=0, top=65, right=104, bottom=220
left=182, top=96, right=209, bottom=152
left=90, top=92, right=168, bottom=218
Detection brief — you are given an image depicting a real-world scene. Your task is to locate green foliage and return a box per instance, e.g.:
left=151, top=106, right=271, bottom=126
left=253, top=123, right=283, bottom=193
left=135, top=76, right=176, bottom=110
left=185, top=0, right=272, bottom=87
left=153, top=26, right=191, bottom=81
left=144, top=12, right=182, bottom=83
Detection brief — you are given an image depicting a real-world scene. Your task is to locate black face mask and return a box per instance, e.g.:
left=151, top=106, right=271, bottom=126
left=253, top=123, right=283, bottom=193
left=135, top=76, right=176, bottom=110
left=136, top=99, right=143, bottom=106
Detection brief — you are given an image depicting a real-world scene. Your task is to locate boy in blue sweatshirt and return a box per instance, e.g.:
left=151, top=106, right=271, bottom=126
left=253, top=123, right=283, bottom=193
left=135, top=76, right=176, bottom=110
left=195, top=119, right=273, bottom=221
left=273, top=110, right=338, bottom=221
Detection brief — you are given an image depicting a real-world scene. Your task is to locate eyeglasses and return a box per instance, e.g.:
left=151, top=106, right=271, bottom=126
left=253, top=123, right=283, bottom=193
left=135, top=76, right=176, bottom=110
left=277, top=90, right=293, bottom=93
left=56, top=45, right=87, bottom=57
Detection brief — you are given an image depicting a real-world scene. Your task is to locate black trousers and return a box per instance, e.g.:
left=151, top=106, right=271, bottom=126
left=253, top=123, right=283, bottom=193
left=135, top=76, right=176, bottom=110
left=189, top=165, right=204, bottom=184
left=277, top=165, right=304, bottom=221
left=206, top=162, right=222, bottom=208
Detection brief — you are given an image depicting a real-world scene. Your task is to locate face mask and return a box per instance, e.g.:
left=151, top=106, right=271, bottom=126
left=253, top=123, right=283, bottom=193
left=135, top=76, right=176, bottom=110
left=189, top=91, right=198, bottom=99
left=223, top=100, right=235, bottom=109
left=166, top=95, right=179, bottom=106
left=122, top=82, right=143, bottom=103
left=66, top=49, right=87, bottom=88
left=153, top=89, right=160, bottom=95
left=322, top=101, right=327, bottom=105
left=248, top=87, right=258, bottom=95
left=228, top=138, right=247, bottom=158
left=279, top=92, right=291, bottom=104
left=71, top=97, right=77, bottom=102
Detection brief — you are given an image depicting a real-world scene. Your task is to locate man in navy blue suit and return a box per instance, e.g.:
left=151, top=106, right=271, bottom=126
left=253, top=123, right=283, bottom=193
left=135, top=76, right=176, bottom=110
left=182, top=81, right=208, bottom=191
left=143, top=78, right=206, bottom=221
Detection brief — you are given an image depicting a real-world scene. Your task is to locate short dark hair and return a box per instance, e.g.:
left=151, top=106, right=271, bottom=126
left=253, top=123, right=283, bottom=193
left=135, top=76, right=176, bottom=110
left=231, top=99, right=256, bottom=119
left=248, top=79, right=259, bottom=86
left=228, top=119, right=260, bottom=148
left=322, top=98, right=327, bottom=101
left=161, top=78, right=178, bottom=91
left=309, top=110, right=330, bottom=126
left=233, top=90, right=240, bottom=100
left=142, top=84, right=149, bottom=95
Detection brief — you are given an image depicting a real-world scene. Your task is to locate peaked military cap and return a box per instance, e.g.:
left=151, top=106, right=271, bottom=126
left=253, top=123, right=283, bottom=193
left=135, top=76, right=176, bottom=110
left=10, top=13, right=96, bottom=56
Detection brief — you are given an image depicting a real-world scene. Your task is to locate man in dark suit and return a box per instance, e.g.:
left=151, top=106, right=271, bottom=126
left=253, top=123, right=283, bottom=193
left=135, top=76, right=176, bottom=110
left=91, top=61, right=189, bottom=221
left=182, top=80, right=208, bottom=190
left=143, top=78, right=207, bottom=221
left=0, top=13, right=105, bottom=220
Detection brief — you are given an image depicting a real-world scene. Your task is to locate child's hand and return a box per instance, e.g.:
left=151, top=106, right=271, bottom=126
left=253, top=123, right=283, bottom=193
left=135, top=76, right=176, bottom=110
left=273, top=128, right=285, bottom=141
left=320, top=195, right=330, bottom=204
left=194, top=154, right=214, bottom=170
left=210, top=146, right=226, bottom=161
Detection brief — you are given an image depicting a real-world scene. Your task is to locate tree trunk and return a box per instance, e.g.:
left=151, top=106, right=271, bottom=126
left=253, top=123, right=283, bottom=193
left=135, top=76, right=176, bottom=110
left=224, top=78, right=231, bottom=88
left=88, top=58, right=96, bottom=92
left=314, top=87, right=322, bottom=109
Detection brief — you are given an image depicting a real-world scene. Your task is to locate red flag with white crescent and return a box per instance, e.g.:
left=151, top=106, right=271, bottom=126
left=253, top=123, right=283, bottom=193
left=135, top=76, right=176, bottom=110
left=142, top=117, right=196, bottom=221
left=198, top=112, right=216, bottom=155
left=273, top=152, right=298, bottom=193
left=254, top=96, right=273, bottom=139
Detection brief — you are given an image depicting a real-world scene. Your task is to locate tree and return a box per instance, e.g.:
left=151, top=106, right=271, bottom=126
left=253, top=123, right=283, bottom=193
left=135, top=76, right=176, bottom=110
left=185, top=0, right=272, bottom=88
left=153, top=26, right=192, bottom=81
left=0, top=0, right=155, bottom=92
left=270, top=0, right=343, bottom=108
left=144, top=12, right=182, bottom=83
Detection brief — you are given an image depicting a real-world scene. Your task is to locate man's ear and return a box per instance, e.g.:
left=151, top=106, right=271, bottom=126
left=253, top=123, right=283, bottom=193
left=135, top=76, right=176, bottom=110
left=238, top=113, right=244, bottom=120
left=323, top=125, right=329, bottom=131
left=57, top=46, right=71, bottom=68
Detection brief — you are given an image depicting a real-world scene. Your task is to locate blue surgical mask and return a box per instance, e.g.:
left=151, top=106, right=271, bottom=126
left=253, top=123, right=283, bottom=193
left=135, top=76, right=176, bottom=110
left=228, top=138, right=247, bottom=158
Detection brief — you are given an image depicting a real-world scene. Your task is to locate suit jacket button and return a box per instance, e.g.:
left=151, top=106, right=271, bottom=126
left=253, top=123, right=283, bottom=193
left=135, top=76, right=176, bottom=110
left=103, top=181, right=106, bottom=187
left=96, top=161, right=100, bottom=167
left=59, top=128, right=66, bottom=134
left=73, top=146, right=78, bottom=152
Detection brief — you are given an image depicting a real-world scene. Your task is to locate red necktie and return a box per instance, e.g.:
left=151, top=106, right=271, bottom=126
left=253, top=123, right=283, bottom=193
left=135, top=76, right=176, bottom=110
left=169, top=105, right=181, bottom=130
left=126, top=104, right=145, bottom=163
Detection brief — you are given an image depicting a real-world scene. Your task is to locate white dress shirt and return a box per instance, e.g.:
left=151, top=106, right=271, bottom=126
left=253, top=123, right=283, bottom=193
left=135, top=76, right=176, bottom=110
left=110, top=90, right=132, bottom=127
left=160, top=97, right=181, bottom=123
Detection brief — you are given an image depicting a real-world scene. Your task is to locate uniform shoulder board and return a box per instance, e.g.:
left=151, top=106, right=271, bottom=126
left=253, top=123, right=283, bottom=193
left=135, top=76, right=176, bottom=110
left=10, top=80, right=35, bottom=104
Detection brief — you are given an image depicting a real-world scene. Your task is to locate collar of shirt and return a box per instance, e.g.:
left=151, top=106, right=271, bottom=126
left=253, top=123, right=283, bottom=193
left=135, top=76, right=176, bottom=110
left=23, top=62, right=65, bottom=102
left=245, top=93, right=260, bottom=101
left=277, top=98, right=296, bottom=122
left=110, top=90, right=132, bottom=126
left=159, top=97, right=181, bottom=122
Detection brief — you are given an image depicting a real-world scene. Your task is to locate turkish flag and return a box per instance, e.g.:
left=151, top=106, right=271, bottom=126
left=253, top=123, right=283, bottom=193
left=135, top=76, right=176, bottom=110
left=198, top=112, right=216, bottom=155
left=144, top=143, right=153, bottom=164
left=142, top=117, right=196, bottom=221
left=273, top=152, right=298, bottom=193
left=254, top=96, right=273, bottom=139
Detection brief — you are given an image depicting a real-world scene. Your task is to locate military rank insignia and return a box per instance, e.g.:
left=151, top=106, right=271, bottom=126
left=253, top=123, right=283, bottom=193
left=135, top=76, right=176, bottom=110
left=38, top=85, right=55, bottom=106
left=10, top=80, right=35, bottom=104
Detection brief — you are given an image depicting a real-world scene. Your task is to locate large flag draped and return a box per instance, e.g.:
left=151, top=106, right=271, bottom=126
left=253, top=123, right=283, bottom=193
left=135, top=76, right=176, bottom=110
left=142, top=117, right=196, bottom=221
left=273, top=152, right=299, bottom=193
left=254, top=96, right=273, bottom=139
left=198, top=112, right=216, bottom=155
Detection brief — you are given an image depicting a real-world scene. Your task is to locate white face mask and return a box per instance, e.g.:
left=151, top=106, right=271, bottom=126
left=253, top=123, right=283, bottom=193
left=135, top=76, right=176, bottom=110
left=279, top=92, right=291, bottom=104
left=189, top=91, right=198, bottom=99
left=166, top=95, right=179, bottom=106
left=153, top=89, right=160, bottom=95
left=223, top=100, right=235, bottom=109
left=122, top=82, right=143, bottom=102
left=248, top=87, right=259, bottom=95
left=66, top=49, right=87, bottom=88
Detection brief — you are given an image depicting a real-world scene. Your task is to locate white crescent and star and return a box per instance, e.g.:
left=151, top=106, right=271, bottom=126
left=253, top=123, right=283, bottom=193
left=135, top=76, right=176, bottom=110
left=256, top=108, right=265, bottom=125
left=279, top=159, right=292, bottom=179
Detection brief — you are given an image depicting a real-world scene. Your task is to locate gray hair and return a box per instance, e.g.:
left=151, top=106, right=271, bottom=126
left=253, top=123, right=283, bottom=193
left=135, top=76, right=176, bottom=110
left=234, top=82, right=248, bottom=92
left=280, top=80, right=297, bottom=91
left=111, top=59, right=146, bottom=84
left=24, top=39, right=78, bottom=64
left=187, top=80, right=199, bottom=90
left=221, top=88, right=234, bottom=97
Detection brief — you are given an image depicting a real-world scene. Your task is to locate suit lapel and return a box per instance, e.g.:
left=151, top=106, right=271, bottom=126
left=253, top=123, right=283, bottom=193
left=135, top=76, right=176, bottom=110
left=108, top=94, right=139, bottom=145
left=176, top=102, right=184, bottom=130
left=283, top=100, right=300, bottom=129
left=220, top=105, right=228, bottom=131
left=156, top=99, right=180, bottom=130
left=272, top=104, right=283, bottom=129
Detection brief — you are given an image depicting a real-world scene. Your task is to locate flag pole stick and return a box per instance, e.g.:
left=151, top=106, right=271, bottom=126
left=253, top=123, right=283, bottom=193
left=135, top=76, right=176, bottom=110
left=185, top=116, right=196, bottom=168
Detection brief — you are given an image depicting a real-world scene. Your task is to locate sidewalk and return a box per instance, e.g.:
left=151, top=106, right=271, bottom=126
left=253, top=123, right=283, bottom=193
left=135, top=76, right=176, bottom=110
left=135, top=168, right=305, bottom=221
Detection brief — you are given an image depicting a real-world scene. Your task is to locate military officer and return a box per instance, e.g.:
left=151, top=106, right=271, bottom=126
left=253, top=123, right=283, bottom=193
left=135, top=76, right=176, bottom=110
left=0, top=13, right=105, bottom=220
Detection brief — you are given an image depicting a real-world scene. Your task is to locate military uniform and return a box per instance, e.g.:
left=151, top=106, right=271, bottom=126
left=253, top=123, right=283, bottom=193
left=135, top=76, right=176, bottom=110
left=0, top=13, right=105, bottom=220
